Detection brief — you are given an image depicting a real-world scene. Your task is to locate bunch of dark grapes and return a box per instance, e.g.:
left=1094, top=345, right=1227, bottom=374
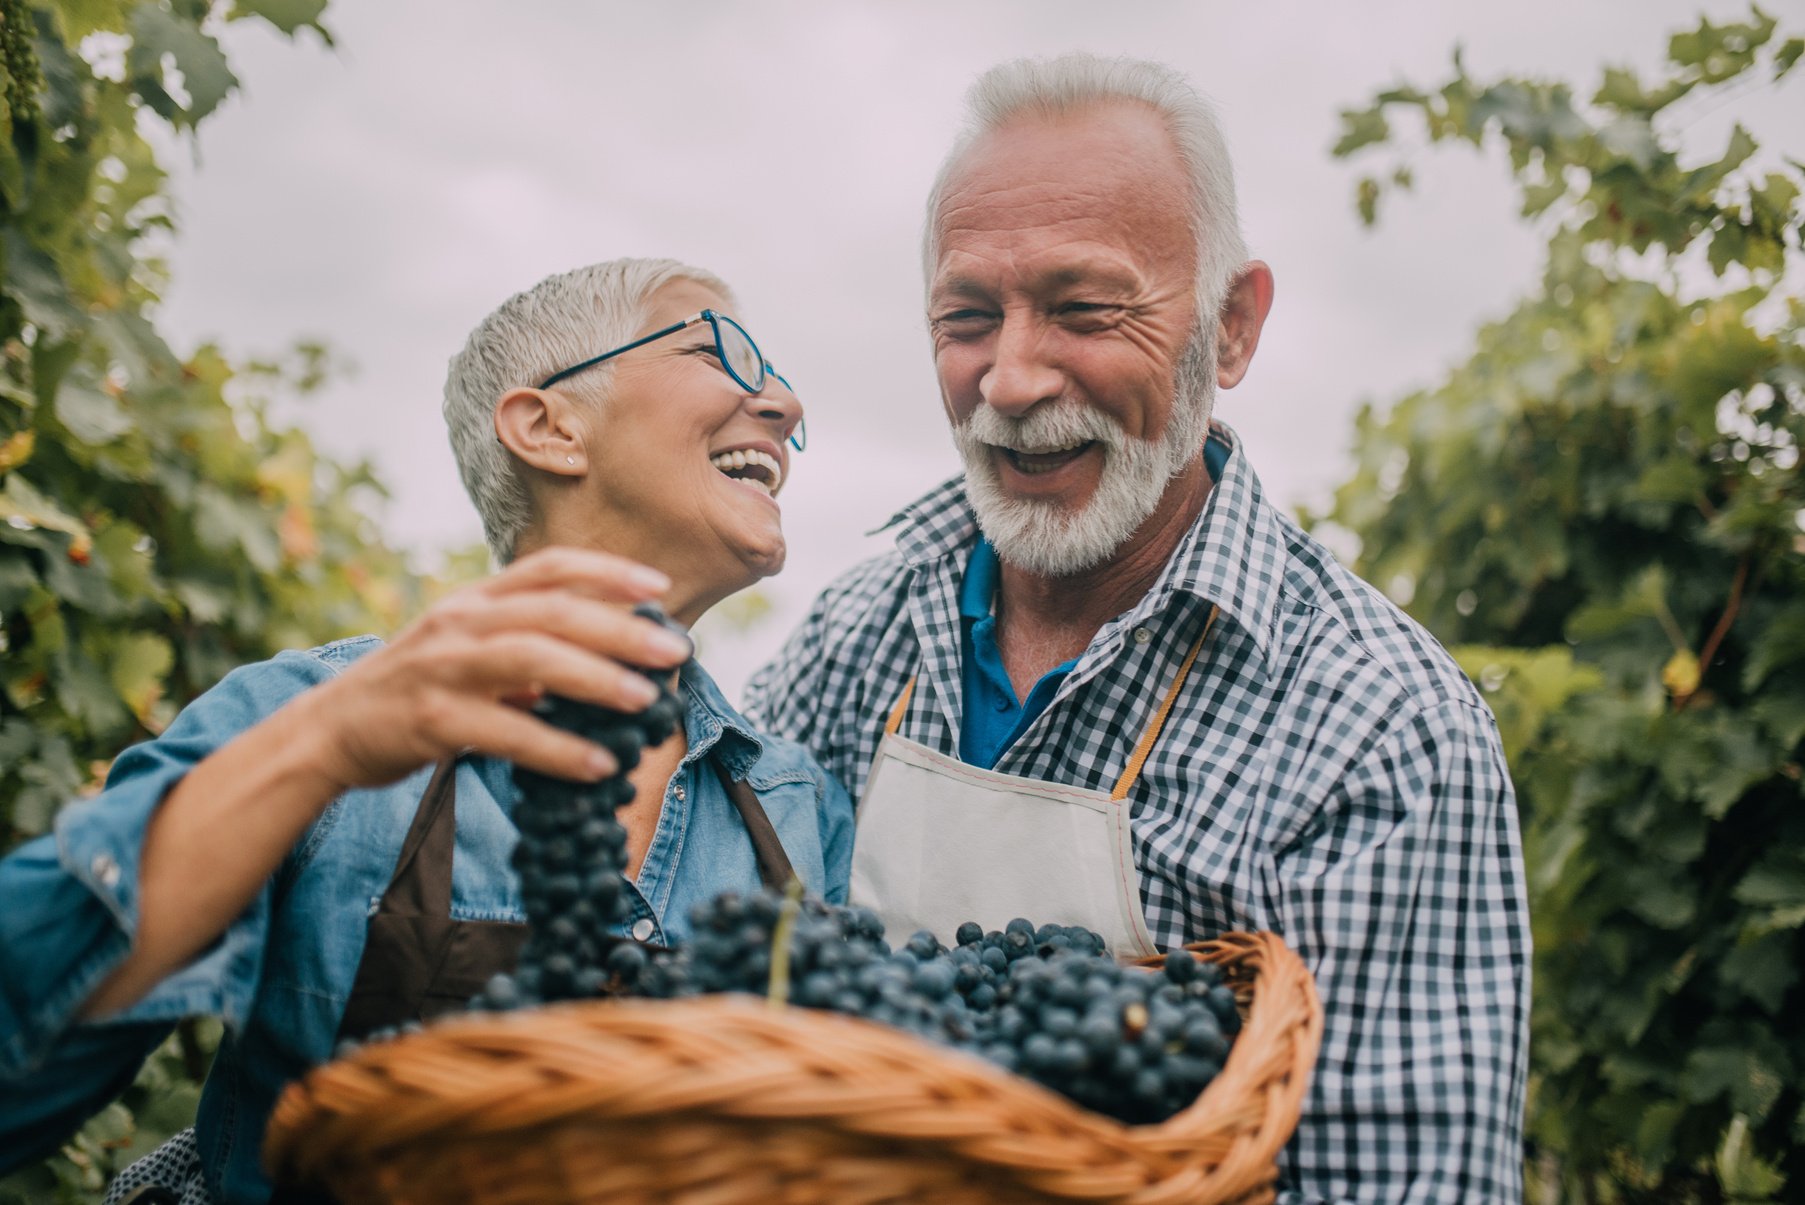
left=631, top=899, right=1241, bottom=1125
left=474, top=603, right=688, bottom=1012
left=973, top=935, right=1240, bottom=1124
left=454, top=603, right=1240, bottom=1125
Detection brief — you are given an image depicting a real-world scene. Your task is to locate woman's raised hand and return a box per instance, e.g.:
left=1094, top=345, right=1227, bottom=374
left=301, top=547, right=693, bottom=790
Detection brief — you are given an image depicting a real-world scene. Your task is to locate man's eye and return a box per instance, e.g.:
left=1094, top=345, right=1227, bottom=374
left=937, top=310, right=992, bottom=324
left=1060, top=302, right=1110, bottom=315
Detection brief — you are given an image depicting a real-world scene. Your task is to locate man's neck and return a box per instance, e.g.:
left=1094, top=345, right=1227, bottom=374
left=992, top=457, right=1212, bottom=697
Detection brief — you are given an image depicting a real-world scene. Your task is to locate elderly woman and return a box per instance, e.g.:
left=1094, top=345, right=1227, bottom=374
left=0, top=259, right=851, bottom=1203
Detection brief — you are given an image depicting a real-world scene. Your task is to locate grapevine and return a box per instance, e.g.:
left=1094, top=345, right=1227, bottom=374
left=0, top=0, right=39, bottom=129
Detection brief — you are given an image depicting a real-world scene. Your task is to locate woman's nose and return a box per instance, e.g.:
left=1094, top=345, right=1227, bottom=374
left=751, top=376, right=805, bottom=447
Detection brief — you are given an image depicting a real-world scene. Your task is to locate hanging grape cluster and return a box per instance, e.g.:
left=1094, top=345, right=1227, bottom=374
left=462, top=604, right=1241, bottom=1125
left=482, top=603, right=688, bottom=1009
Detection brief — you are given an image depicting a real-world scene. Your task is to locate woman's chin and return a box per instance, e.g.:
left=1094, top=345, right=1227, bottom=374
left=740, top=535, right=787, bottom=581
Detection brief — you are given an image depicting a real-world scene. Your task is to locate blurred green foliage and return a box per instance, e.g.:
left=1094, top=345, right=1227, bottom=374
left=0, top=1, right=454, bottom=1198
left=1323, top=8, right=1804, bottom=1201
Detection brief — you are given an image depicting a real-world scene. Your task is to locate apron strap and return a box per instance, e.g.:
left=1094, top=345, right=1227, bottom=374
left=1109, top=605, right=1219, bottom=801
left=884, top=676, right=917, bottom=737
left=709, top=760, right=798, bottom=892
left=880, top=606, right=1221, bottom=801
left=383, top=756, right=460, bottom=916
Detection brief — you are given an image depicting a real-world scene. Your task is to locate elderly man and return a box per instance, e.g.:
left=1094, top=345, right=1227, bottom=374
left=744, top=54, right=1530, bottom=1202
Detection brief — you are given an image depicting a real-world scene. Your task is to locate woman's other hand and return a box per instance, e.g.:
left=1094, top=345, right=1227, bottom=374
left=302, top=547, right=692, bottom=790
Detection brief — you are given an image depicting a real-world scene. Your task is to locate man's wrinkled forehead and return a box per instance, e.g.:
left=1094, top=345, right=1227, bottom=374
left=930, top=244, right=1153, bottom=306
left=930, top=103, right=1195, bottom=287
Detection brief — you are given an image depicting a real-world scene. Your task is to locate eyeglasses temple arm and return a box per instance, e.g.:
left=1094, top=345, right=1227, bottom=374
left=537, top=313, right=705, bottom=390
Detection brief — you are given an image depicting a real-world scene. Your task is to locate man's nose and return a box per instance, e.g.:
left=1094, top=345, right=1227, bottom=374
left=979, top=317, right=1062, bottom=417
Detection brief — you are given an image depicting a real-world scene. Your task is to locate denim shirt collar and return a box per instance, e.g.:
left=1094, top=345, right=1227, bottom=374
left=679, top=658, right=766, bottom=782
left=453, top=661, right=765, bottom=810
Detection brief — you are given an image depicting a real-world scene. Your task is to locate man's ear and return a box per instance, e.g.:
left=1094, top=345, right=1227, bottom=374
left=1214, top=261, right=1275, bottom=390
left=494, top=387, right=587, bottom=476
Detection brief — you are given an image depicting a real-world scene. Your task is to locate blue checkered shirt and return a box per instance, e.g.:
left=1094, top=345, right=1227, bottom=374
left=744, top=424, right=1530, bottom=1203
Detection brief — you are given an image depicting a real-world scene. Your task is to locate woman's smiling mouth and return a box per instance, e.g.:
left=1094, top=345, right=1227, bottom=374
left=709, top=447, right=784, bottom=498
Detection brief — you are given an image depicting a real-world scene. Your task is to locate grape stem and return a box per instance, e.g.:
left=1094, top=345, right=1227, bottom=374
left=765, top=876, right=806, bottom=1010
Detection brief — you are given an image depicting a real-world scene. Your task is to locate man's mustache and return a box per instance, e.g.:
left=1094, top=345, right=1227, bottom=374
left=955, top=399, right=1131, bottom=456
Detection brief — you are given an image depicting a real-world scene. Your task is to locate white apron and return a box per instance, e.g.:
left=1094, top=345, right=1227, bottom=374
left=850, top=608, right=1217, bottom=960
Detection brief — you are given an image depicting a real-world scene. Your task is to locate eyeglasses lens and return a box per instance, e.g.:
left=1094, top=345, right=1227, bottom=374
left=714, top=315, right=765, bottom=393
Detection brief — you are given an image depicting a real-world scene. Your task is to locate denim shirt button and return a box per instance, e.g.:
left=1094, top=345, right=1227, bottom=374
left=90, top=853, right=121, bottom=890
left=631, top=917, right=655, bottom=942
left=673, top=784, right=686, bottom=802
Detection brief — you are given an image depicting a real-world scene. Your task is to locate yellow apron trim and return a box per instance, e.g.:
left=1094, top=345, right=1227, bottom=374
left=881, top=604, right=1221, bottom=801
left=884, top=676, right=917, bottom=738
left=1109, top=606, right=1219, bottom=801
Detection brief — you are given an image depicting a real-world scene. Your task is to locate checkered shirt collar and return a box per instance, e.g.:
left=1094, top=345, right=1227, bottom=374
left=879, top=423, right=1285, bottom=671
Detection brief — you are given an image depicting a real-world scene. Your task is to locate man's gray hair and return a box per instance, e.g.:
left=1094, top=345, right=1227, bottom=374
left=443, top=257, right=734, bottom=563
left=924, top=53, right=1248, bottom=325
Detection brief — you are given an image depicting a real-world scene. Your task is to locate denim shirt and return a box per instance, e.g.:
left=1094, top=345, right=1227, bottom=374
left=0, top=636, right=854, bottom=1202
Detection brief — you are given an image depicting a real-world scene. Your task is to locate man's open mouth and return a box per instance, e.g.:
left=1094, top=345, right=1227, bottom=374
left=709, top=448, right=783, bottom=498
left=997, top=440, right=1097, bottom=475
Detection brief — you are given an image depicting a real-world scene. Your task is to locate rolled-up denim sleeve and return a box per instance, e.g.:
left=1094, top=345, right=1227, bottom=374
left=0, top=649, right=338, bottom=1161
left=816, top=770, right=855, bottom=907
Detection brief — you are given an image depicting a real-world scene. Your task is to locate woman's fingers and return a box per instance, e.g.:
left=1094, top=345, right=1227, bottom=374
left=450, top=631, right=666, bottom=712
left=460, top=591, right=691, bottom=669
left=313, top=547, right=690, bottom=787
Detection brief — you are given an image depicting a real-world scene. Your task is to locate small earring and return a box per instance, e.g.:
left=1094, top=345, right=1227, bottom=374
left=566, top=456, right=576, bottom=466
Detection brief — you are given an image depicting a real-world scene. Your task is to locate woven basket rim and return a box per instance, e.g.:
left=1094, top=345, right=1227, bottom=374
left=266, top=929, right=1322, bottom=1204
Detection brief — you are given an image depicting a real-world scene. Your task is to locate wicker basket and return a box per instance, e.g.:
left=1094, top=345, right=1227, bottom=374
left=265, top=931, right=1321, bottom=1204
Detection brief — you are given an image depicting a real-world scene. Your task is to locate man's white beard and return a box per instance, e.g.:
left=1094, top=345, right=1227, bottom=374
left=954, top=329, right=1217, bottom=578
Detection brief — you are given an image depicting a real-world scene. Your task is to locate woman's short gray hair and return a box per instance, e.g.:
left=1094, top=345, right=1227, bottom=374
left=923, top=53, right=1248, bottom=326
left=443, top=257, right=734, bottom=563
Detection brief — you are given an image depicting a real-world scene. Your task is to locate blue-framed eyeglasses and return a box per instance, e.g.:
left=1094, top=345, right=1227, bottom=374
left=537, top=309, right=806, bottom=452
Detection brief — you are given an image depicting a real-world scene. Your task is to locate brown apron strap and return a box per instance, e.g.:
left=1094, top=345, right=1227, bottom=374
left=710, top=759, right=797, bottom=892
left=382, top=756, right=460, bottom=916
left=331, top=756, right=526, bottom=1044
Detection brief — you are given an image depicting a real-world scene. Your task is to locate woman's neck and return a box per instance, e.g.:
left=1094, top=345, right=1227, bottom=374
left=511, top=524, right=720, bottom=629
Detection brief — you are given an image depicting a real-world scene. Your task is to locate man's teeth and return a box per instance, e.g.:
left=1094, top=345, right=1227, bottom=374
left=709, top=448, right=783, bottom=496
left=1000, top=440, right=1092, bottom=474
left=1009, top=440, right=1088, bottom=456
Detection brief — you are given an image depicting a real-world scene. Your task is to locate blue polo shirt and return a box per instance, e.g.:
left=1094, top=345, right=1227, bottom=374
left=958, top=434, right=1230, bottom=769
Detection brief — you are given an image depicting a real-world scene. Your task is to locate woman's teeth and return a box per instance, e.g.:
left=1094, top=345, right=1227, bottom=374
left=709, top=448, right=783, bottom=496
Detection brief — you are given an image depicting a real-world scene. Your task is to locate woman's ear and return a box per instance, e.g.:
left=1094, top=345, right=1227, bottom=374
left=495, top=387, right=587, bottom=476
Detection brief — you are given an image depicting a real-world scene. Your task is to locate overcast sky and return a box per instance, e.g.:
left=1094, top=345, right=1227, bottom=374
left=147, top=1, right=1801, bottom=697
